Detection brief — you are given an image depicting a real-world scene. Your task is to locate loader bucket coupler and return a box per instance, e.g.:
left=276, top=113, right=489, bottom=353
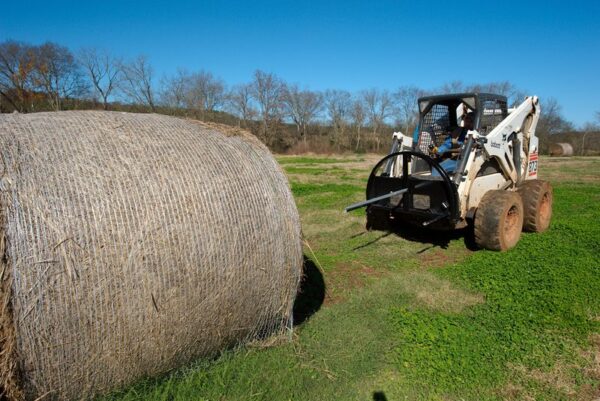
left=364, top=151, right=460, bottom=231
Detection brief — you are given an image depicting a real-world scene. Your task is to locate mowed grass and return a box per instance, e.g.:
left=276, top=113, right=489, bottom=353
left=100, top=156, right=600, bottom=401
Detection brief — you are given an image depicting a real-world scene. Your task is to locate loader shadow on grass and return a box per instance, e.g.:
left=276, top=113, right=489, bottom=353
left=292, top=255, right=325, bottom=326
left=352, top=224, right=478, bottom=251
left=351, top=232, right=392, bottom=250
left=392, top=224, right=478, bottom=251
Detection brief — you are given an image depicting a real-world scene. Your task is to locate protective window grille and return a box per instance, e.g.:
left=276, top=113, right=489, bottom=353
left=479, top=99, right=507, bottom=135
left=418, top=104, right=449, bottom=152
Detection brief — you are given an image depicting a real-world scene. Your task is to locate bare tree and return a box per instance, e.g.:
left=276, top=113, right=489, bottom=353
left=204, top=74, right=226, bottom=113
left=362, top=88, right=393, bottom=136
left=349, top=96, right=366, bottom=151
left=185, top=71, right=226, bottom=117
left=250, top=70, right=284, bottom=144
left=119, top=55, right=156, bottom=111
left=393, top=85, right=423, bottom=134
left=580, top=122, right=597, bottom=156
left=226, top=83, right=256, bottom=127
left=159, top=68, right=191, bottom=109
left=78, top=47, right=121, bottom=110
left=324, top=89, right=351, bottom=150
left=440, top=80, right=464, bottom=94
left=282, top=84, right=323, bottom=142
left=31, top=42, right=88, bottom=111
left=465, top=81, right=520, bottom=106
left=486, top=81, right=517, bottom=100
left=510, top=89, right=529, bottom=107
left=536, top=97, right=574, bottom=153
left=0, top=40, right=37, bottom=112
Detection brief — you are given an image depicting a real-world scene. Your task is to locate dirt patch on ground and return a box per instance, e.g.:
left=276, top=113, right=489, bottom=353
left=278, top=154, right=382, bottom=173
left=502, top=335, right=600, bottom=400
left=581, top=334, right=600, bottom=398
left=513, top=362, right=578, bottom=397
left=540, top=156, right=600, bottom=184
left=398, top=271, right=484, bottom=313
left=503, top=363, right=578, bottom=400
left=324, top=262, right=387, bottom=305
left=334, top=154, right=384, bottom=171
left=323, top=260, right=483, bottom=313
left=301, top=210, right=362, bottom=238
left=419, top=248, right=472, bottom=268
left=284, top=173, right=360, bottom=186
left=420, top=250, right=453, bottom=267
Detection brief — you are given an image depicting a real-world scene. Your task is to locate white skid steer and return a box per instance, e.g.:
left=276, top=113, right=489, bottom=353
left=345, top=93, right=552, bottom=251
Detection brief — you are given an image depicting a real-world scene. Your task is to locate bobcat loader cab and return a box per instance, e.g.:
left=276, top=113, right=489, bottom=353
left=345, top=93, right=552, bottom=251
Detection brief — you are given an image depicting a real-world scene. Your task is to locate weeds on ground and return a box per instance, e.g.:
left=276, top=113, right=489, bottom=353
left=390, top=184, right=600, bottom=399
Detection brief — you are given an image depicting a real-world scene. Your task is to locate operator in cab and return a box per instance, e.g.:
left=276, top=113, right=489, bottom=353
left=430, top=111, right=474, bottom=175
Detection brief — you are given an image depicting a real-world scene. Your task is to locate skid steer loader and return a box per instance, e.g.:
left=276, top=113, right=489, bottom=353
left=345, top=93, right=552, bottom=251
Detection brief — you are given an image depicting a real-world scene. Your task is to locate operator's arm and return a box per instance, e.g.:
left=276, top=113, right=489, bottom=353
left=436, top=126, right=466, bottom=155
left=436, top=136, right=453, bottom=155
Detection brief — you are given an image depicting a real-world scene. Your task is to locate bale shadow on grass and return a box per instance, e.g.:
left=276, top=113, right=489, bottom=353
left=293, top=255, right=325, bottom=326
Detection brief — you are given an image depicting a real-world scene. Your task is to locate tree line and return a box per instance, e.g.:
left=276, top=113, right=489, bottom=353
left=1, top=39, right=595, bottom=154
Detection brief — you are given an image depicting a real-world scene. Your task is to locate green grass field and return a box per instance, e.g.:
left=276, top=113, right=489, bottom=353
left=101, top=156, right=600, bottom=401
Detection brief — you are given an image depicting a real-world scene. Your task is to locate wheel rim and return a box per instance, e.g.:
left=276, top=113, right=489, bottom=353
left=539, top=192, right=551, bottom=224
left=504, top=205, right=521, bottom=245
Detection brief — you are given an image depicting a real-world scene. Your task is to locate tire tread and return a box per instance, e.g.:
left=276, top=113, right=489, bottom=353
left=517, top=179, right=553, bottom=232
left=474, top=190, right=523, bottom=251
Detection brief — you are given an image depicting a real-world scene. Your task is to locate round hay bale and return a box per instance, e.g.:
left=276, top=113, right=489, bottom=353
left=549, top=142, right=573, bottom=156
left=0, top=111, right=302, bottom=401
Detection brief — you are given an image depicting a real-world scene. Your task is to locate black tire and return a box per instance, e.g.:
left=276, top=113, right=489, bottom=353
left=474, top=190, right=524, bottom=251
left=517, top=179, right=553, bottom=232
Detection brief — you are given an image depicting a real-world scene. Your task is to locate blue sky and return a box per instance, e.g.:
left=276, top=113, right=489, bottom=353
left=1, top=0, right=598, bottom=126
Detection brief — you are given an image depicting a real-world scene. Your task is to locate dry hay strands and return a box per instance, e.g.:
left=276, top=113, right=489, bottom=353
left=0, top=111, right=303, bottom=400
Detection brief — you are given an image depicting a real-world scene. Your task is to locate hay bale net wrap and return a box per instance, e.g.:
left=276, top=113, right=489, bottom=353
left=0, top=111, right=302, bottom=401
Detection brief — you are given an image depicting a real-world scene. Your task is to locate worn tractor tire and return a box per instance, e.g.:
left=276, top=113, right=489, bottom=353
left=517, top=179, right=553, bottom=232
left=474, top=190, right=524, bottom=251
